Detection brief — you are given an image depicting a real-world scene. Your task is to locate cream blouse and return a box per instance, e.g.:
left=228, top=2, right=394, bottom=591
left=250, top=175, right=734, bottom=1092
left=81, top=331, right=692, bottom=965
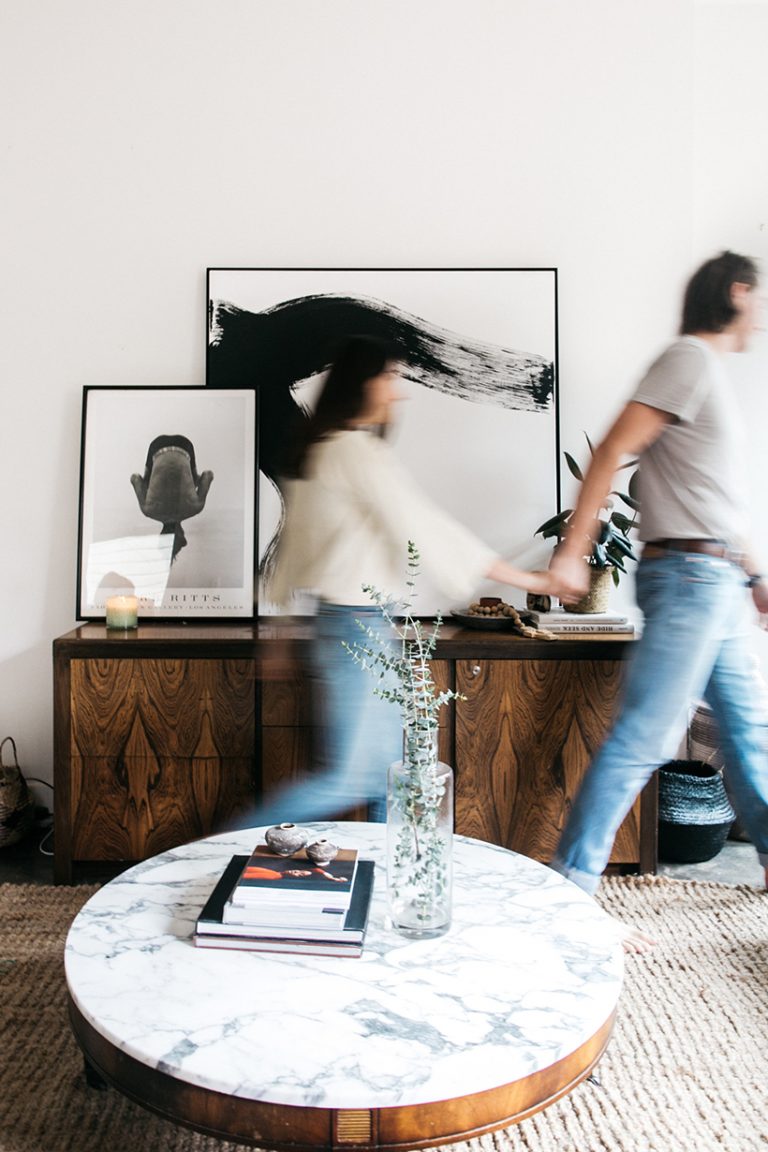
left=268, top=429, right=496, bottom=608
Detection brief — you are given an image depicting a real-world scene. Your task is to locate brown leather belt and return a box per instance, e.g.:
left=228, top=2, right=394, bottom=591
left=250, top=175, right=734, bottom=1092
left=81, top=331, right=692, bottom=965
left=643, top=538, right=738, bottom=561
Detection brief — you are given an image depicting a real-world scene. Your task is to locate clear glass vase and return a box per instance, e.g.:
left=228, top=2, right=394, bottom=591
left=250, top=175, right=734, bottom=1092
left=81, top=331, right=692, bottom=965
left=386, top=729, right=454, bottom=939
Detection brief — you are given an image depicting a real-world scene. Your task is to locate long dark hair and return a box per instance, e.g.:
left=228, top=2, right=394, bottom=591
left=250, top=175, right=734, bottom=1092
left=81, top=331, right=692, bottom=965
left=680, top=250, right=758, bottom=335
left=288, top=334, right=403, bottom=476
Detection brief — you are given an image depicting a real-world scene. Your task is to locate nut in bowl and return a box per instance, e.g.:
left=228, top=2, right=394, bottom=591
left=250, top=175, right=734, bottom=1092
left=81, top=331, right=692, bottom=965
left=451, top=598, right=557, bottom=639
left=451, top=598, right=520, bottom=631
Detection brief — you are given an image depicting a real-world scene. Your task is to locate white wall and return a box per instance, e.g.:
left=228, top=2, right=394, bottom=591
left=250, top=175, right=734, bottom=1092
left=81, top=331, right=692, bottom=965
left=691, top=0, right=768, bottom=670
left=3, top=0, right=765, bottom=803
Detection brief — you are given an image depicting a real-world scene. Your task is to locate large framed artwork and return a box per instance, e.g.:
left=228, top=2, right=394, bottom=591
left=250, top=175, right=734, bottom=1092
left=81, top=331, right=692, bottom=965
left=207, top=268, right=558, bottom=615
left=76, top=386, right=257, bottom=621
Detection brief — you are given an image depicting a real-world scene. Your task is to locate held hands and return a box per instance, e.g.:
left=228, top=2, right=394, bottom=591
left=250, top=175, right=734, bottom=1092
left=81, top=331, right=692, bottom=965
left=525, top=569, right=556, bottom=596
left=548, top=546, right=591, bottom=606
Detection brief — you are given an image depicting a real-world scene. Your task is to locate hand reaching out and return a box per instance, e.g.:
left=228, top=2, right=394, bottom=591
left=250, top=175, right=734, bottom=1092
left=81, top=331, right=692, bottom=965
left=548, top=548, right=591, bottom=606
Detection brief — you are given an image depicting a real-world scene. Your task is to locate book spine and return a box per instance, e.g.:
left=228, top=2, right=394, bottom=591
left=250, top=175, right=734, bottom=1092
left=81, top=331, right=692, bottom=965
left=548, top=624, right=635, bottom=634
left=193, top=935, right=362, bottom=957
left=531, top=616, right=629, bottom=626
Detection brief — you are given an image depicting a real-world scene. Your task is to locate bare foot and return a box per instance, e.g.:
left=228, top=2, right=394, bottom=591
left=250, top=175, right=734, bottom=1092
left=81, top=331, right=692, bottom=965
left=610, top=916, right=657, bottom=954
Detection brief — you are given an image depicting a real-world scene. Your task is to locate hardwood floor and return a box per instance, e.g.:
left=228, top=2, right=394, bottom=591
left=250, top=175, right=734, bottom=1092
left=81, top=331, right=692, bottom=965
left=0, top=821, right=762, bottom=887
left=0, top=823, right=122, bottom=885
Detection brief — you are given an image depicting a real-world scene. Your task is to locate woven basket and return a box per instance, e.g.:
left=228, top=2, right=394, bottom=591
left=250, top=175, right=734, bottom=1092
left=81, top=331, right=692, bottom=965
left=658, top=759, right=735, bottom=864
left=688, top=699, right=753, bottom=842
left=569, top=567, right=612, bottom=614
left=0, top=737, right=35, bottom=849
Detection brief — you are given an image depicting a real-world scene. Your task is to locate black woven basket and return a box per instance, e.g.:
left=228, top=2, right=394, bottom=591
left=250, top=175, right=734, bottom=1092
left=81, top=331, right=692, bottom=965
left=658, top=759, right=735, bottom=864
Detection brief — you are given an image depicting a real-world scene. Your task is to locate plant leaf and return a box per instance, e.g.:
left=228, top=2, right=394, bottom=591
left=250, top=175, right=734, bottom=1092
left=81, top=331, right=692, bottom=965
left=619, top=492, right=641, bottom=513
left=610, top=511, right=634, bottom=535
left=563, top=452, right=583, bottom=482
left=609, top=533, right=636, bottom=559
left=628, top=469, right=640, bottom=500
left=534, top=510, right=572, bottom=538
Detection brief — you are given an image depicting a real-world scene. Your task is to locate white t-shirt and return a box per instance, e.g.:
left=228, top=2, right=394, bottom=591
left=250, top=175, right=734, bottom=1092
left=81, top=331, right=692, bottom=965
left=631, top=336, right=750, bottom=549
left=268, top=429, right=497, bottom=607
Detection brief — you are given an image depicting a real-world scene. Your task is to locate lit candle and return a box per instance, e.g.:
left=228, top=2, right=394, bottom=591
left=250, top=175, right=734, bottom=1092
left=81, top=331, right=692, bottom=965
left=105, top=595, right=139, bottom=630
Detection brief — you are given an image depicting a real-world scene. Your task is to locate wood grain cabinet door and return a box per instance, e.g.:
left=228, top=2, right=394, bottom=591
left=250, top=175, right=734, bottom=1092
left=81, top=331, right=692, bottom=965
left=69, top=658, right=256, bottom=861
left=453, top=658, right=639, bottom=863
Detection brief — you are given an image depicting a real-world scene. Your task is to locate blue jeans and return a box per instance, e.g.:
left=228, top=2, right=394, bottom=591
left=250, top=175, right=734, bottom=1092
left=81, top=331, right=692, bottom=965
left=249, top=603, right=401, bottom=826
left=552, top=552, right=768, bottom=893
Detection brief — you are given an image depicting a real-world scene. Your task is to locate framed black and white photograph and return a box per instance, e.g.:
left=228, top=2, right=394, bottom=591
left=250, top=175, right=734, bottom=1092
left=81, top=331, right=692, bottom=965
left=76, top=386, right=257, bottom=621
left=207, top=267, right=558, bottom=615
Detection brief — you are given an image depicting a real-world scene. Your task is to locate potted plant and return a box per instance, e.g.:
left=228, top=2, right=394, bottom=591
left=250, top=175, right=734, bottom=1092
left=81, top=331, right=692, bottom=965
left=534, top=433, right=640, bottom=611
left=344, top=541, right=460, bottom=939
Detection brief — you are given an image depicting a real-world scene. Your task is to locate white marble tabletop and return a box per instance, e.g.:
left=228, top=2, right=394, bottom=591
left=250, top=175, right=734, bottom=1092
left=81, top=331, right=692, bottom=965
left=65, top=822, right=623, bottom=1110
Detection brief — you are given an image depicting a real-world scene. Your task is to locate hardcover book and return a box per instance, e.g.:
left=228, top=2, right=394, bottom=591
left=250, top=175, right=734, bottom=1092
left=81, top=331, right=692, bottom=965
left=547, top=623, right=635, bottom=634
left=229, top=845, right=359, bottom=907
left=528, top=609, right=630, bottom=625
left=193, top=933, right=364, bottom=958
left=527, top=609, right=634, bottom=634
left=194, top=856, right=374, bottom=955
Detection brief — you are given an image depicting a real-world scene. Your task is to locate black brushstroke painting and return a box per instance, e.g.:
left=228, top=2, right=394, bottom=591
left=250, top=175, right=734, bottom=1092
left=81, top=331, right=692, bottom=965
left=206, top=283, right=557, bottom=599
left=208, top=292, right=554, bottom=479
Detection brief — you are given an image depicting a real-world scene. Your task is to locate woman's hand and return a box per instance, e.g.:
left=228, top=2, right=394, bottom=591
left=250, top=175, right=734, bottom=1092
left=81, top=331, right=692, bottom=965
left=485, top=559, right=556, bottom=595
left=525, top=569, right=556, bottom=596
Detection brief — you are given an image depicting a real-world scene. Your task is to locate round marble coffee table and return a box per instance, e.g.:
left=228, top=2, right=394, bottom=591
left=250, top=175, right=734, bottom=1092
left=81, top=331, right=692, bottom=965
left=65, top=822, right=623, bottom=1151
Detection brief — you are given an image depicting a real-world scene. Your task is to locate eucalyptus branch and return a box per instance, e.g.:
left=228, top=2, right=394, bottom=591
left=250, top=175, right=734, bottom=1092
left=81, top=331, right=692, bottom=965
left=343, top=541, right=465, bottom=740
left=345, top=543, right=458, bottom=929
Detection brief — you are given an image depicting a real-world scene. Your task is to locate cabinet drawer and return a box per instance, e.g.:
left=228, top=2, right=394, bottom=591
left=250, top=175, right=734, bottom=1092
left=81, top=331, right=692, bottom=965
left=261, top=660, right=453, bottom=732
left=70, top=659, right=256, bottom=756
left=70, top=754, right=256, bottom=861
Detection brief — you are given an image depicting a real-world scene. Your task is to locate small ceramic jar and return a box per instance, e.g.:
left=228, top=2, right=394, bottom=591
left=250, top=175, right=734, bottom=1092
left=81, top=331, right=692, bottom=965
left=264, top=822, right=308, bottom=856
left=305, top=839, right=339, bottom=865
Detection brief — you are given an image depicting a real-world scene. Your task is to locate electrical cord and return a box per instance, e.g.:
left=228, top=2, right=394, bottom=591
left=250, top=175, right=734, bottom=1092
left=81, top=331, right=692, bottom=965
left=24, top=778, right=54, bottom=857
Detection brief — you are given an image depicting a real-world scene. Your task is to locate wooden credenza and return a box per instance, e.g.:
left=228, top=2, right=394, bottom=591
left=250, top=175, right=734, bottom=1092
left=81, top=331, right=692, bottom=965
left=53, top=622, right=655, bottom=883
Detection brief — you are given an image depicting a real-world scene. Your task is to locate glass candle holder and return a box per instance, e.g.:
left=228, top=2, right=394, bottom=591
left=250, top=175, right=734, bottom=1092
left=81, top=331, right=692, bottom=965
left=105, top=595, right=139, bottom=630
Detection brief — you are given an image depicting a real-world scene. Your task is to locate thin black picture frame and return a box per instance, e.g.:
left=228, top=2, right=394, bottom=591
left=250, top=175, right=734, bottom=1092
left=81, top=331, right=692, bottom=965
left=76, top=385, right=257, bottom=621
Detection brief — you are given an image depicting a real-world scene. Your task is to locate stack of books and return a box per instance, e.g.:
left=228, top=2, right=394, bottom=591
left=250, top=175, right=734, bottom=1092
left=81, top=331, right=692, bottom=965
left=194, top=845, right=374, bottom=958
left=525, top=609, right=636, bottom=635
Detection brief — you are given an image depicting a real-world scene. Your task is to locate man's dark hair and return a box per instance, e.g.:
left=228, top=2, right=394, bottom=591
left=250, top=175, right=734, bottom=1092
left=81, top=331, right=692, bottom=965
left=680, top=250, right=758, bottom=335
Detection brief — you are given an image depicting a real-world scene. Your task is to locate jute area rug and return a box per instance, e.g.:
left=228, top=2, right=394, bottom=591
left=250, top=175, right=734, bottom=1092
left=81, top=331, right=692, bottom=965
left=0, top=876, right=765, bottom=1152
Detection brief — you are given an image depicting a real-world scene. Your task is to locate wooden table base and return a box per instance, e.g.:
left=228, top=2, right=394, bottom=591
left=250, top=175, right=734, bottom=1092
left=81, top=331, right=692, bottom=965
left=69, top=998, right=615, bottom=1151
